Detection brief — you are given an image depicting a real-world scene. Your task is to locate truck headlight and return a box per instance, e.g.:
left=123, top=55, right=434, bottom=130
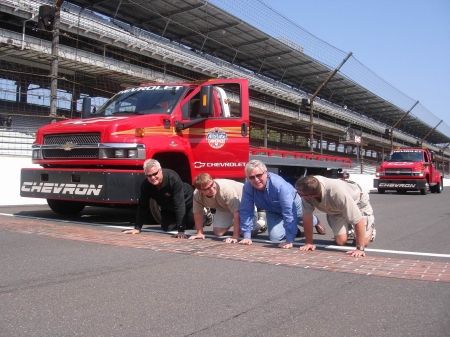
left=32, top=149, right=40, bottom=159
left=114, top=149, right=125, bottom=158
left=127, top=149, right=137, bottom=158
left=99, top=144, right=145, bottom=159
left=376, top=172, right=385, bottom=177
left=412, top=172, right=424, bottom=177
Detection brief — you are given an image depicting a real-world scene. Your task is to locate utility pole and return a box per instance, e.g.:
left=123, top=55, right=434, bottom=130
left=420, top=120, right=443, bottom=146
left=441, top=143, right=449, bottom=176
left=50, top=0, right=65, bottom=117
left=389, top=100, right=419, bottom=150
left=307, top=52, right=352, bottom=152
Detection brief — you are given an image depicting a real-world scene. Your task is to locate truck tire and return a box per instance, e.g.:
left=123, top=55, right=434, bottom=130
left=436, top=181, right=442, bottom=194
left=47, top=199, right=85, bottom=216
left=377, top=188, right=385, bottom=194
left=149, top=199, right=161, bottom=224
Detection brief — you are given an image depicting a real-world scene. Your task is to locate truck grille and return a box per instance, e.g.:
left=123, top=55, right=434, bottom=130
left=43, top=148, right=99, bottom=159
left=43, top=133, right=100, bottom=159
left=44, top=133, right=101, bottom=145
left=385, top=168, right=412, bottom=176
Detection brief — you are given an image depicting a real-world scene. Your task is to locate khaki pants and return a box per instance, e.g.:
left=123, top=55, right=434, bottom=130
left=327, top=190, right=374, bottom=238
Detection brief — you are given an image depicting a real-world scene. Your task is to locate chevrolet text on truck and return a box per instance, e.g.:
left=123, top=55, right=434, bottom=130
left=21, top=79, right=353, bottom=219
left=374, top=147, right=443, bottom=195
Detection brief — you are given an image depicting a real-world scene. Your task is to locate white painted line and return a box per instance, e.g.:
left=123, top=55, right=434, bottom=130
left=218, top=236, right=450, bottom=258
left=2, top=212, right=450, bottom=258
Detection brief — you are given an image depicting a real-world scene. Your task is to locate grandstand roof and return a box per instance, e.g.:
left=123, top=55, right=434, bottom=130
left=67, top=0, right=450, bottom=145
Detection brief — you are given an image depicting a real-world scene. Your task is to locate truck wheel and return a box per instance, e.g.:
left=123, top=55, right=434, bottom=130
left=377, top=188, right=385, bottom=194
left=47, top=199, right=85, bottom=216
left=149, top=199, right=161, bottom=224
left=436, top=181, right=442, bottom=194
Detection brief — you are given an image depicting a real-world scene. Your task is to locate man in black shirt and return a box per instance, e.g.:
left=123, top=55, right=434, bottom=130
left=123, top=159, right=195, bottom=238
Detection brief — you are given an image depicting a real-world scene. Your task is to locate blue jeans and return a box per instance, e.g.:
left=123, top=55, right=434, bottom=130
left=266, top=195, right=318, bottom=241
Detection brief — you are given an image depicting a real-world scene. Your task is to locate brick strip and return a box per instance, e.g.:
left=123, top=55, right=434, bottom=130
left=1, top=216, right=449, bottom=283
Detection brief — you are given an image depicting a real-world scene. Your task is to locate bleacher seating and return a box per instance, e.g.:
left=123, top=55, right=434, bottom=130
left=0, top=114, right=69, bottom=156
left=3, top=114, right=64, bottom=134
left=0, top=130, right=34, bottom=156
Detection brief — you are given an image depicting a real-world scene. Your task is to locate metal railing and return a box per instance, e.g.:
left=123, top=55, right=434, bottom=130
left=0, top=129, right=34, bottom=156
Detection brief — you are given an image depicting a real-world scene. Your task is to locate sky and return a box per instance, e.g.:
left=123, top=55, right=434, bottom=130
left=261, top=0, right=450, bottom=127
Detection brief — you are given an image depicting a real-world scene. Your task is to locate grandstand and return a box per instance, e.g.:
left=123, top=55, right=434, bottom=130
left=0, top=0, right=449, bottom=176
left=0, top=130, right=34, bottom=156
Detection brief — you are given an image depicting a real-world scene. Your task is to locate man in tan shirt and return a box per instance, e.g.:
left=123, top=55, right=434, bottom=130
left=295, top=175, right=376, bottom=257
left=189, top=173, right=264, bottom=243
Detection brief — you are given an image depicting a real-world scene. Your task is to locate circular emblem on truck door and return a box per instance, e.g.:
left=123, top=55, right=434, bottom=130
left=206, top=128, right=228, bottom=149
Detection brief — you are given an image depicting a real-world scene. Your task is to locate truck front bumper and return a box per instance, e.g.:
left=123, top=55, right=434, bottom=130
left=21, top=168, right=145, bottom=203
left=373, top=178, right=427, bottom=190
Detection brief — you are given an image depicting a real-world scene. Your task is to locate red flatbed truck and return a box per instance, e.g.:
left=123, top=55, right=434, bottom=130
left=21, top=79, right=353, bottom=217
left=374, top=147, right=443, bottom=195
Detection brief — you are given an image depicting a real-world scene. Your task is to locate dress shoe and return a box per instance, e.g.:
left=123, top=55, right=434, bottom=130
left=315, top=222, right=326, bottom=235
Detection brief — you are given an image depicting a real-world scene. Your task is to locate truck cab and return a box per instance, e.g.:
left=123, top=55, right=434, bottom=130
left=374, top=147, right=443, bottom=195
left=21, top=79, right=250, bottom=214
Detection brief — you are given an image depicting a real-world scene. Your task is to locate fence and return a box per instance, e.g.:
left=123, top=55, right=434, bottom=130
left=0, top=129, right=34, bottom=156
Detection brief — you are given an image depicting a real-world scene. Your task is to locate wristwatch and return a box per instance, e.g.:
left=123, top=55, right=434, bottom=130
left=356, top=246, right=365, bottom=251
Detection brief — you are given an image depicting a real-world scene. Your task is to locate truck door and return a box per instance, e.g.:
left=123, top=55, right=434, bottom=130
left=424, top=150, right=434, bottom=182
left=179, top=79, right=250, bottom=180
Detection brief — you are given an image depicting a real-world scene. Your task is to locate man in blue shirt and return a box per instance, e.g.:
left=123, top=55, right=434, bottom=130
left=239, top=160, right=325, bottom=249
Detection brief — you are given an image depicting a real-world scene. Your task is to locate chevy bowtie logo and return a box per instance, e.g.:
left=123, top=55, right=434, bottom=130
left=61, top=142, right=76, bottom=151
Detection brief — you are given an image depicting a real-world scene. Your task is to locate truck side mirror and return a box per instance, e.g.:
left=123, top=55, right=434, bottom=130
left=199, top=85, right=213, bottom=117
left=82, top=97, right=91, bottom=119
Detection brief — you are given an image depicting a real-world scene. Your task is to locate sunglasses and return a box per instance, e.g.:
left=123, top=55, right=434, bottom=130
left=145, top=169, right=160, bottom=178
left=199, top=180, right=215, bottom=191
left=248, top=171, right=266, bottom=181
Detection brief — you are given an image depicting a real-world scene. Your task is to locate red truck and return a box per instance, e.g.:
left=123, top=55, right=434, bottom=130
left=21, top=78, right=352, bottom=218
left=374, top=147, right=443, bottom=195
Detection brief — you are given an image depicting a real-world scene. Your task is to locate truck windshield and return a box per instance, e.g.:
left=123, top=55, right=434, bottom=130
left=388, top=151, right=423, bottom=162
left=93, top=85, right=186, bottom=116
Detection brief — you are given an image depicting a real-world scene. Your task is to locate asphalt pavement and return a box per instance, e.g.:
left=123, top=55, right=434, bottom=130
left=1, top=188, right=450, bottom=336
